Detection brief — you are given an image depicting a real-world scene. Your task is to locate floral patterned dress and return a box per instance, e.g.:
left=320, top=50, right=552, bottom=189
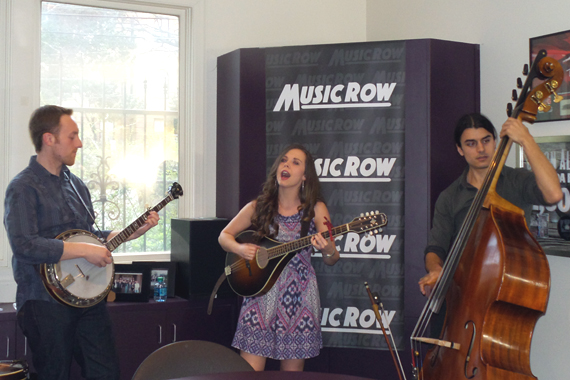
left=231, top=212, right=323, bottom=359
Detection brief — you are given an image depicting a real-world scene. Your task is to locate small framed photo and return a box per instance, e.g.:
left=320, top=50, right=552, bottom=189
left=132, top=261, right=177, bottom=298
left=516, top=135, right=570, bottom=251
left=529, top=30, right=570, bottom=122
left=112, top=264, right=150, bottom=302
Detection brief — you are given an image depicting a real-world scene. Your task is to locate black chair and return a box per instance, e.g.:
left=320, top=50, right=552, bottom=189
left=131, top=340, right=254, bottom=380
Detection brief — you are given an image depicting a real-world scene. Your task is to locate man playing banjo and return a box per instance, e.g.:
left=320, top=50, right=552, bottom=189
left=4, top=105, right=159, bottom=380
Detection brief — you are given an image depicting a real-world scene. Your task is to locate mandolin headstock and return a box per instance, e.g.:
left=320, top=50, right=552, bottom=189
left=348, top=211, right=388, bottom=236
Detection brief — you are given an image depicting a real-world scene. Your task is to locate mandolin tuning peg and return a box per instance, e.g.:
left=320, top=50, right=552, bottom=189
left=517, top=78, right=523, bottom=89
left=523, top=64, right=529, bottom=76
left=511, top=90, right=518, bottom=101
left=506, top=103, right=513, bottom=117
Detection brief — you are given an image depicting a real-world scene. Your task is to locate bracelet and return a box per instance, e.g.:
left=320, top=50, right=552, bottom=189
left=324, top=250, right=336, bottom=258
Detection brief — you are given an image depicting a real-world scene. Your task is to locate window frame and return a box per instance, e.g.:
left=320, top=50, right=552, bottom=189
left=0, top=0, right=206, bottom=301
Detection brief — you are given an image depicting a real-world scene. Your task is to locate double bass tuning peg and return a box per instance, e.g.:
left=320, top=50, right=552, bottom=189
left=531, top=90, right=552, bottom=112
left=512, top=89, right=518, bottom=101
left=523, top=64, right=529, bottom=76
left=506, top=103, right=513, bottom=117
left=517, top=77, right=523, bottom=89
left=545, top=80, right=564, bottom=103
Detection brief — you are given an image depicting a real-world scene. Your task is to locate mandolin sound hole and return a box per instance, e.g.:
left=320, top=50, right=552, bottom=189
left=256, top=247, right=269, bottom=269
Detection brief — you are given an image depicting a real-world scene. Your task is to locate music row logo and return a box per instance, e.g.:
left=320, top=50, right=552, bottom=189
left=315, top=156, right=396, bottom=182
left=321, top=306, right=397, bottom=335
left=273, top=82, right=397, bottom=111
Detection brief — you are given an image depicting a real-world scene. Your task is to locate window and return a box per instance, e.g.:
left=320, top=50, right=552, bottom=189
left=40, top=2, right=180, bottom=254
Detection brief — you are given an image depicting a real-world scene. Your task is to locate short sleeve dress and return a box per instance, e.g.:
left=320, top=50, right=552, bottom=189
left=231, top=211, right=323, bottom=360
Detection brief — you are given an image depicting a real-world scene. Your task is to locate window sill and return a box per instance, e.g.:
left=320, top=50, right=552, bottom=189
left=113, top=251, right=171, bottom=264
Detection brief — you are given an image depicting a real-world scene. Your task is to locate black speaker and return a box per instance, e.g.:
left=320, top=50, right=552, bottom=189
left=171, top=218, right=234, bottom=299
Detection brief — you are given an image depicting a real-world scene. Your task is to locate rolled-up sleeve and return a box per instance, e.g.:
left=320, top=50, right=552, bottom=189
left=424, top=193, right=454, bottom=262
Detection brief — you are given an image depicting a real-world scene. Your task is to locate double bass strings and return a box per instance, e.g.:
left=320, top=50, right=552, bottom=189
left=410, top=136, right=509, bottom=375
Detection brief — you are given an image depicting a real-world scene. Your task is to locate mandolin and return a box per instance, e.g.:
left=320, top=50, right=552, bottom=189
left=224, top=211, right=387, bottom=297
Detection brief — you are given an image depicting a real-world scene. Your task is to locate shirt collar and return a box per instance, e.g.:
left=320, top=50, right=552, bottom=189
left=459, top=167, right=473, bottom=189
left=28, top=155, right=70, bottom=180
left=459, top=165, right=505, bottom=190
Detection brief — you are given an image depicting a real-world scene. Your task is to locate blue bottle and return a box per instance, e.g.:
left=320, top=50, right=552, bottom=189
left=154, top=276, right=167, bottom=302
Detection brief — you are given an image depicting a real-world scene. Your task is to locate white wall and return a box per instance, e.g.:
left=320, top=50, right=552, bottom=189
left=201, top=0, right=368, bottom=216
left=366, top=0, right=570, bottom=142
left=366, top=1, right=570, bottom=378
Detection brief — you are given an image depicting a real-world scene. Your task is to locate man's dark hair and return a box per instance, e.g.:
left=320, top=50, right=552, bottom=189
left=29, top=105, right=73, bottom=152
left=454, top=113, right=496, bottom=147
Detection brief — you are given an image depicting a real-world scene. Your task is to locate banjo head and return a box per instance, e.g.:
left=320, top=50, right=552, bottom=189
left=0, top=360, right=28, bottom=380
left=43, top=230, right=114, bottom=307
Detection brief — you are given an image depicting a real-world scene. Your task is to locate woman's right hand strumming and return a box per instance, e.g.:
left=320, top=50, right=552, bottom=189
left=235, top=243, right=260, bottom=261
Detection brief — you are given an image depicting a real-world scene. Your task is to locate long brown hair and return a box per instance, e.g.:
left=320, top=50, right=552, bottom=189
left=252, top=143, right=323, bottom=238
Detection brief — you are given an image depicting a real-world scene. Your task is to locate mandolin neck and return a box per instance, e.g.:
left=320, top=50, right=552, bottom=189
left=267, top=224, right=350, bottom=259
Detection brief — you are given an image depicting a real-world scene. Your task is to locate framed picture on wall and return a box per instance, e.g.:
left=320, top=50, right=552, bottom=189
left=516, top=135, right=570, bottom=257
left=529, top=30, right=570, bottom=122
left=112, top=264, right=150, bottom=302
left=132, top=261, right=177, bottom=298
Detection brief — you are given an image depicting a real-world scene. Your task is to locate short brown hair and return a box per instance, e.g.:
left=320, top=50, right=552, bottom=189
left=29, top=105, right=73, bottom=152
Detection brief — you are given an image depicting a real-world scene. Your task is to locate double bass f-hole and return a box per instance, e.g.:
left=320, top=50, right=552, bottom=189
left=464, top=321, right=478, bottom=379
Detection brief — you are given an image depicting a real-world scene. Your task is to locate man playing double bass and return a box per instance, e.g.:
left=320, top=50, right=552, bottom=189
left=418, top=113, right=562, bottom=305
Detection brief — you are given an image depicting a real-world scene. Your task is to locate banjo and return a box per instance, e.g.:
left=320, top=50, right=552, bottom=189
left=0, top=360, right=28, bottom=380
left=40, top=182, right=183, bottom=308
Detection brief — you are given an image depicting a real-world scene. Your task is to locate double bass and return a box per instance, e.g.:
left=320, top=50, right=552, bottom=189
left=410, top=50, right=564, bottom=380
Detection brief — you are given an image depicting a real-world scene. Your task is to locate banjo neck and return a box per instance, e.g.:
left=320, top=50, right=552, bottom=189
left=105, top=193, right=176, bottom=252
